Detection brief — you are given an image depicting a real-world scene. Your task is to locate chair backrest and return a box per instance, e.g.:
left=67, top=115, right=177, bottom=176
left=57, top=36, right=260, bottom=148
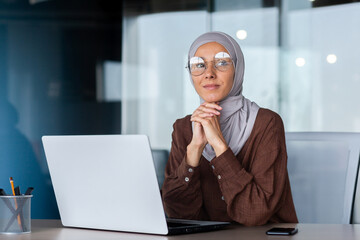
left=151, top=149, right=169, bottom=189
left=285, top=132, right=360, bottom=224
left=352, top=154, right=360, bottom=223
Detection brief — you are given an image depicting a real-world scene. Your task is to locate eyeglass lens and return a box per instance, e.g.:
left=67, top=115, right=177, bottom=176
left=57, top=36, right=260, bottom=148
left=188, top=51, right=232, bottom=76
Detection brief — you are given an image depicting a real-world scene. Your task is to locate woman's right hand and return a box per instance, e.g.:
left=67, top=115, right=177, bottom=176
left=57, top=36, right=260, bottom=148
left=186, top=102, right=221, bottom=167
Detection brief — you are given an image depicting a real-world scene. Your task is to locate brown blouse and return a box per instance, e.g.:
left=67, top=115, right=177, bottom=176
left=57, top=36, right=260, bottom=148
left=161, top=108, right=298, bottom=226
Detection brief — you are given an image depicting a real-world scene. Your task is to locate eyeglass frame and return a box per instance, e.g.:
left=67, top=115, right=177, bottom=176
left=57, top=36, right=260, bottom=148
left=185, top=53, right=235, bottom=76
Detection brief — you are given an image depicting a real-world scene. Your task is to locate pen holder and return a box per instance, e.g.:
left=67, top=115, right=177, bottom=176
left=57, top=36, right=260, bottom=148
left=0, top=195, right=32, bottom=234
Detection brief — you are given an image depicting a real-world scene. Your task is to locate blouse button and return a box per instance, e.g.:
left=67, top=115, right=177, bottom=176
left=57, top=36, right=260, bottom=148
left=188, top=168, right=193, bottom=173
left=221, top=196, right=225, bottom=201
left=185, top=177, right=189, bottom=182
left=218, top=175, right=221, bottom=180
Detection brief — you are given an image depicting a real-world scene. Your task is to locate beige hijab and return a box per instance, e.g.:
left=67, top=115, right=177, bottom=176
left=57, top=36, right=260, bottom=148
left=188, top=31, right=260, bottom=161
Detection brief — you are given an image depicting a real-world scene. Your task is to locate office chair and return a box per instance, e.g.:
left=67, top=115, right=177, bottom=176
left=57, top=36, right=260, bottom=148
left=285, top=132, right=360, bottom=224
left=151, top=149, right=169, bottom=189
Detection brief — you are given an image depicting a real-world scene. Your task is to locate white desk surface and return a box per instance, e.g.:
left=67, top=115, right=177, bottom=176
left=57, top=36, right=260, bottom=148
left=0, top=220, right=360, bottom=240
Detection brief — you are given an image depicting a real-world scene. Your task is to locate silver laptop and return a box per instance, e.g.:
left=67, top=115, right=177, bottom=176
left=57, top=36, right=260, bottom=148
left=42, top=135, right=230, bottom=235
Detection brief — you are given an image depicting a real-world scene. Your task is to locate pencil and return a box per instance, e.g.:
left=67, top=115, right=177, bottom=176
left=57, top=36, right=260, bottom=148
left=9, top=177, right=16, bottom=195
left=9, top=177, right=23, bottom=230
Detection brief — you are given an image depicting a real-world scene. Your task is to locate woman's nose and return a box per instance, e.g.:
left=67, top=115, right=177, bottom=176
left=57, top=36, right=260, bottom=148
left=204, top=63, right=216, bottom=79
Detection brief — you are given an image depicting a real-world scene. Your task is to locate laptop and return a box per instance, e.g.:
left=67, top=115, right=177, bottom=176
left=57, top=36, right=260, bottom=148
left=42, top=134, right=230, bottom=235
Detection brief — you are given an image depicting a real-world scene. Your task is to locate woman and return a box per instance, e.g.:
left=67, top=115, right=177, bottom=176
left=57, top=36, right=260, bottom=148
left=161, top=31, right=298, bottom=226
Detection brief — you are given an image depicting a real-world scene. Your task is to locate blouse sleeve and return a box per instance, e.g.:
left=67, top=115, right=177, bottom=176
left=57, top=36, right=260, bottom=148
left=210, top=114, right=289, bottom=226
left=161, top=120, right=208, bottom=220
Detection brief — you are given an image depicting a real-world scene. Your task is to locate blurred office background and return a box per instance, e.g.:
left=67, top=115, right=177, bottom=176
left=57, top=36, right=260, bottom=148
left=1, top=0, right=360, bottom=219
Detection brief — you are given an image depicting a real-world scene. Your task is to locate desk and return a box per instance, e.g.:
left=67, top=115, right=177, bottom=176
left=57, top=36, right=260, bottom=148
left=0, top=220, right=359, bottom=240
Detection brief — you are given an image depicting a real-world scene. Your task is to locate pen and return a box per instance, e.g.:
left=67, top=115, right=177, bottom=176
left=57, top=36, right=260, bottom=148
left=15, top=186, right=20, bottom=196
left=0, top=188, right=6, bottom=195
left=25, top=187, right=34, bottom=195
left=9, top=177, right=23, bottom=230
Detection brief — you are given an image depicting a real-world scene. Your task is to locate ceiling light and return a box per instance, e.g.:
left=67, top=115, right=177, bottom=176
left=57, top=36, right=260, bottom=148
left=236, top=30, right=247, bottom=40
left=327, top=54, right=337, bottom=64
left=295, top=58, right=306, bottom=67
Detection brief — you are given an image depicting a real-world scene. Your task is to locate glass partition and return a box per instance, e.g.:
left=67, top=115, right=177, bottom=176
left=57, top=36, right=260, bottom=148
left=122, top=0, right=360, bottom=150
left=0, top=1, right=122, bottom=218
left=122, top=11, right=208, bottom=149
left=280, top=1, right=360, bottom=131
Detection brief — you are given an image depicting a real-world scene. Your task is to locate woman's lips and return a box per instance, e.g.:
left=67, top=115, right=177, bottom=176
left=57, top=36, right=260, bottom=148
left=203, top=84, right=220, bottom=90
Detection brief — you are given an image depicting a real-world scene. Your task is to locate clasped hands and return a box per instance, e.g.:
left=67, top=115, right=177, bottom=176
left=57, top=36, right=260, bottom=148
left=186, top=102, right=228, bottom=167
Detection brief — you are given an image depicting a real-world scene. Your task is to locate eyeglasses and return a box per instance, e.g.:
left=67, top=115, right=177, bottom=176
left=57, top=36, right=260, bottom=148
left=186, top=51, right=233, bottom=76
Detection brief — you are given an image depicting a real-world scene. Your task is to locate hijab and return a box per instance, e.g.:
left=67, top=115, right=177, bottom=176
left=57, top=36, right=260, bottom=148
left=188, top=31, right=260, bottom=161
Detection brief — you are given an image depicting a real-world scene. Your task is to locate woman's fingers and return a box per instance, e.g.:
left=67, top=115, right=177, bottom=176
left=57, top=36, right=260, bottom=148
left=201, top=102, right=222, bottom=111
left=191, top=115, right=214, bottom=127
left=191, top=112, right=214, bottom=121
left=192, top=105, right=228, bottom=157
left=192, top=114, right=222, bottom=134
left=196, top=106, right=220, bottom=115
left=191, top=102, right=222, bottom=127
left=192, top=106, right=220, bottom=117
left=192, top=115, right=227, bottom=155
left=192, top=102, right=222, bottom=119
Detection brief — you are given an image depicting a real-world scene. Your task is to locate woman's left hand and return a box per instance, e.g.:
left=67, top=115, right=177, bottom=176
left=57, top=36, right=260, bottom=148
left=190, top=102, right=228, bottom=157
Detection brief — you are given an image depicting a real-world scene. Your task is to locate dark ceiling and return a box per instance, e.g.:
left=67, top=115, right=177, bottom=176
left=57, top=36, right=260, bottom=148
left=0, top=0, right=359, bottom=21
